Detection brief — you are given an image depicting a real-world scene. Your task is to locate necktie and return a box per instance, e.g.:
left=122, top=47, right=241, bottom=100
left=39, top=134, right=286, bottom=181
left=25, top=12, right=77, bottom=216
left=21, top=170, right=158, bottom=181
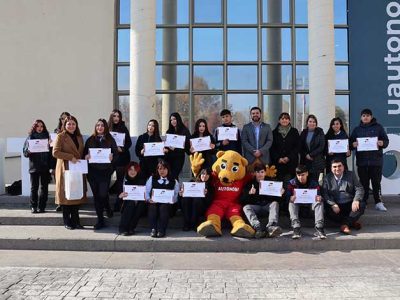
left=162, top=179, right=167, bottom=185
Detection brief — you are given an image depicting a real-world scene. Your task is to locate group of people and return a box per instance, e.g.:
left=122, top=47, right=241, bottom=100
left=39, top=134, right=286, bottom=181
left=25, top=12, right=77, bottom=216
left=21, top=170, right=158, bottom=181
left=23, top=106, right=389, bottom=239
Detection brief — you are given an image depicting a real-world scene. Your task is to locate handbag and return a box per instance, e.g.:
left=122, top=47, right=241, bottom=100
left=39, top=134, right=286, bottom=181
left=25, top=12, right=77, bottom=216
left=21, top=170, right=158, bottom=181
left=64, top=170, right=83, bottom=200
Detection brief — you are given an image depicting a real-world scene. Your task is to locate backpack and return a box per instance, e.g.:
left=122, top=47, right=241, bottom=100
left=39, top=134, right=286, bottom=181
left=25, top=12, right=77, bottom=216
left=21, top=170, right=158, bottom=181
left=6, top=180, right=22, bottom=196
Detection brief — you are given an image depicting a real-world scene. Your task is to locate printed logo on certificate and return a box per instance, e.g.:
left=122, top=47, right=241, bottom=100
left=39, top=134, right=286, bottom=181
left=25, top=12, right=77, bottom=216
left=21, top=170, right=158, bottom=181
left=182, top=182, right=205, bottom=198
left=152, top=189, right=175, bottom=204
left=110, top=131, right=125, bottom=147
left=164, top=134, right=186, bottom=149
left=357, top=137, right=378, bottom=152
left=294, top=189, right=317, bottom=204
left=123, top=185, right=146, bottom=201
left=328, top=139, right=348, bottom=153
left=217, top=127, right=238, bottom=141
left=28, top=139, right=49, bottom=153
left=190, top=136, right=211, bottom=152
left=259, top=181, right=283, bottom=197
left=144, top=142, right=165, bottom=157
left=88, top=148, right=111, bottom=164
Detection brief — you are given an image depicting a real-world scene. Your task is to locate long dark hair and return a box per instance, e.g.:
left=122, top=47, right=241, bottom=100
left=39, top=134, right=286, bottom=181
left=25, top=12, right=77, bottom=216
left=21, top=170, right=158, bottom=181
left=92, top=118, right=113, bottom=143
left=166, top=112, right=187, bottom=134
left=29, top=119, right=49, bottom=136
left=147, top=119, right=161, bottom=141
left=61, top=115, right=82, bottom=136
left=193, top=119, right=211, bottom=137
left=195, top=168, right=212, bottom=183
left=155, top=159, right=174, bottom=181
left=56, top=112, right=71, bottom=132
left=326, top=117, right=347, bottom=137
left=108, top=109, right=123, bottom=131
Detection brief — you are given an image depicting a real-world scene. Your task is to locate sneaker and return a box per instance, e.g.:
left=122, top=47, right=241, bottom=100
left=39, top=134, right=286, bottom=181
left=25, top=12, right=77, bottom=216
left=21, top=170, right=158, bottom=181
left=267, top=225, right=283, bottom=238
left=31, top=208, right=38, bottom=214
left=351, top=221, right=362, bottom=230
left=55, top=205, right=62, bottom=212
left=375, top=202, right=387, bottom=211
left=254, top=229, right=267, bottom=239
left=292, top=227, right=301, bottom=239
left=314, top=227, right=327, bottom=239
left=150, top=229, right=157, bottom=238
left=340, top=224, right=351, bottom=235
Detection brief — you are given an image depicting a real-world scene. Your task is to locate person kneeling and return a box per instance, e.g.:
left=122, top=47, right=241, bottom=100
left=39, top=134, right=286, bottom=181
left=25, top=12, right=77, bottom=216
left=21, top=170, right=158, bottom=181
left=241, top=163, right=283, bottom=239
left=322, top=159, right=365, bottom=234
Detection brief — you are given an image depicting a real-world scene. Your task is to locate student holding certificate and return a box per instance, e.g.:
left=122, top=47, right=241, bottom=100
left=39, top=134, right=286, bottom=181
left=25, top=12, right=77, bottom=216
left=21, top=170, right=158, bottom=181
left=214, top=109, right=242, bottom=154
left=325, top=117, right=350, bottom=172
left=240, top=164, right=283, bottom=239
left=53, top=116, right=87, bottom=230
left=189, top=119, right=216, bottom=169
left=84, top=119, right=119, bottom=230
left=108, top=109, right=132, bottom=212
left=180, top=168, right=214, bottom=231
left=118, top=162, right=147, bottom=236
left=145, top=160, right=179, bottom=238
left=286, top=165, right=326, bottom=240
left=135, top=119, right=164, bottom=178
left=23, top=119, right=51, bottom=214
left=350, top=108, right=389, bottom=211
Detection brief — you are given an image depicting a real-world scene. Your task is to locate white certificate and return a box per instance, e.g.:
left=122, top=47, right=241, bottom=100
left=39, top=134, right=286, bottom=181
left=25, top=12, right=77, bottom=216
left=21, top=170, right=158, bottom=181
left=217, top=127, right=238, bottom=141
left=144, top=142, right=165, bottom=156
left=49, top=133, right=58, bottom=147
left=259, top=180, right=283, bottom=197
left=123, top=185, right=146, bottom=201
left=190, top=136, right=211, bottom=152
left=294, top=189, right=317, bottom=204
left=357, top=137, right=378, bottom=151
left=88, top=148, right=111, bottom=163
left=28, top=139, right=49, bottom=153
left=68, top=160, right=88, bottom=174
left=164, top=134, right=186, bottom=149
left=328, top=139, right=348, bottom=153
left=152, top=189, right=175, bottom=204
left=110, top=131, right=125, bottom=147
left=182, top=182, right=205, bottom=198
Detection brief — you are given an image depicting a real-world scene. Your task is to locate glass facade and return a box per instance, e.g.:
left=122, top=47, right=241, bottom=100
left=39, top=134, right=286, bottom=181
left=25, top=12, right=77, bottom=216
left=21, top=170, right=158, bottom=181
left=116, top=0, right=349, bottom=132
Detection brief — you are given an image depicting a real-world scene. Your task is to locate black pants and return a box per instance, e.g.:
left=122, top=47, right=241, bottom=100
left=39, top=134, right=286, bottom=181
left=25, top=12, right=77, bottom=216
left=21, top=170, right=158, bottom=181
left=119, top=200, right=146, bottom=233
left=357, top=166, right=382, bottom=204
left=113, top=166, right=125, bottom=211
left=30, top=171, right=50, bottom=210
left=62, top=205, right=80, bottom=227
left=148, top=203, right=170, bottom=234
left=325, top=201, right=366, bottom=226
left=88, top=174, right=111, bottom=224
left=181, top=197, right=206, bottom=229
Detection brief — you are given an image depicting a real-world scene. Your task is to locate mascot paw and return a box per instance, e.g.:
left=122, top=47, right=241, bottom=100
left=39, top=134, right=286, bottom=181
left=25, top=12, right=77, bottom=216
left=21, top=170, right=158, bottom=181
left=190, top=152, right=205, bottom=177
left=265, top=165, right=277, bottom=178
left=231, top=224, right=255, bottom=239
left=197, top=221, right=222, bottom=237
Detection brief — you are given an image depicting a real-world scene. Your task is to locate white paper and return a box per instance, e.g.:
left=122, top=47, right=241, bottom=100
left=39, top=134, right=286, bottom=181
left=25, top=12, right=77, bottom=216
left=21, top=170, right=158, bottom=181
left=152, top=188, right=175, bottom=204
left=49, top=133, right=58, bottom=147
left=144, top=142, right=165, bottom=156
left=110, top=131, right=125, bottom=147
left=88, top=148, right=111, bottom=163
left=123, top=185, right=146, bottom=201
left=328, top=139, right=348, bottom=153
left=190, top=136, right=211, bottom=152
left=294, top=188, right=317, bottom=204
left=357, top=137, right=378, bottom=152
left=64, top=170, right=83, bottom=200
left=182, top=182, right=205, bottom=198
left=28, top=139, right=49, bottom=153
left=68, top=160, right=88, bottom=174
left=217, top=127, right=238, bottom=141
left=259, top=180, right=283, bottom=197
left=164, top=134, right=186, bottom=149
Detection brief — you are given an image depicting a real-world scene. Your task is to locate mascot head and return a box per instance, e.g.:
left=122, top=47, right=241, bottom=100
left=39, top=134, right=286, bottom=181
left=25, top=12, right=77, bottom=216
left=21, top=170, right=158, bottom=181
left=212, top=150, right=248, bottom=186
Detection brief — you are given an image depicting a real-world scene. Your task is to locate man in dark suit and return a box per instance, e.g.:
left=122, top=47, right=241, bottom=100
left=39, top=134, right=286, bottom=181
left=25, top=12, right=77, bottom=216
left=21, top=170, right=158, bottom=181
left=321, top=159, right=365, bottom=234
left=241, top=107, right=273, bottom=170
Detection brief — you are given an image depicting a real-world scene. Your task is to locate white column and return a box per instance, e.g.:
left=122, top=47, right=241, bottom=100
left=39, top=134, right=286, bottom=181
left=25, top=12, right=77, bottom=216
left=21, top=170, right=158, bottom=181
left=308, top=0, right=336, bottom=132
left=0, top=139, right=5, bottom=194
left=130, top=0, right=156, bottom=136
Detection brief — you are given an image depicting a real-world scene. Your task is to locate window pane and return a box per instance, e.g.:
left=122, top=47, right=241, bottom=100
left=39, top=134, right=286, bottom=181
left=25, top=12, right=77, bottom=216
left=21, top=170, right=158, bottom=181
left=296, top=28, right=308, bottom=61
left=262, top=65, right=292, bottom=90
left=335, top=29, right=348, bottom=62
left=336, top=65, right=349, bottom=90
left=156, top=94, right=190, bottom=130
left=156, top=29, right=189, bottom=62
left=295, top=65, right=309, bottom=90
left=262, top=0, right=290, bottom=23
left=194, top=95, right=223, bottom=132
left=156, top=65, right=189, bottom=90
left=227, top=0, right=257, bottom=24
left=295, top=94, right=309, bottom=130
left=262, top=28, right=291, bottom=61
left=193, top=28, right=223, bottom=61
left=227, top=94, right=258, bottom=129
left=117, top=66, right=130, bottom=91
left=194, top=0, right=222, bottom=23
left=295, top=0, right=308, bottom=24
left=119, top=0, right=130, bottom=24
left=263, top=95, right=291, bottom=126
left=117, top=29, right=130, bottom=63
left=193, top=65, right=223, bottom=90
left=334, top=0, right=347, bottom=25
left=335, top=95, right=349, bottom=132
left=228, top=66, right=258, bottom=90
left=118, top=95, right=130, bottom=129
left=228, top=28, right=258, bottom=61
left=156, top=0, right=189, bottom=25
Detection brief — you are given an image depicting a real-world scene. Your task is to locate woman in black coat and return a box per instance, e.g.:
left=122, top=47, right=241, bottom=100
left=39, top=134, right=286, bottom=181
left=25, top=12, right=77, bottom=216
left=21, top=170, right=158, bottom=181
left=108, top=109, right=132, bottom=211
left=325, top=117, right=350, bottom=172
left=271, top=113, right=300, bottom=184
left=299, top=114, right=326, bottom=182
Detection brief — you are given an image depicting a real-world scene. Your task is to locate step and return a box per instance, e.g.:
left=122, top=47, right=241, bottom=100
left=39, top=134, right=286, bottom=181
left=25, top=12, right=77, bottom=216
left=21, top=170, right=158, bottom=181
left=0, top=225, right=399, bottom=252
